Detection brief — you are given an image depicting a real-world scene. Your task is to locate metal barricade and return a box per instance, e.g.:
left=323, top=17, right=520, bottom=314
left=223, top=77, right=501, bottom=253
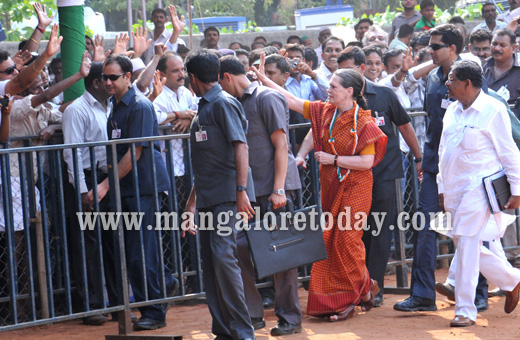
left=0, top=118, right=519, bottom=335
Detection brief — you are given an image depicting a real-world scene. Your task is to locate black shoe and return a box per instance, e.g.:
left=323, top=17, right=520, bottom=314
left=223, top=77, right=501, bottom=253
left=475, top=297, right=489, bottom=312
left=111, top=311, right=138, bottom=323
left=133, top=316, right=166, bottom=331
left=262, top=296, right=274, bottom=309
left=393, top=296, right=437, bottom=312
left=164, top=277, right=180, bottom=311
left=435, top=282, right=455, bottom=301
left=251, top=317, right=266, bottom=330
left=270, top=319, right=302, bottom=336
left=82, top=314, right=107, bottom=325
left=374, top=293, right=383, bottom=307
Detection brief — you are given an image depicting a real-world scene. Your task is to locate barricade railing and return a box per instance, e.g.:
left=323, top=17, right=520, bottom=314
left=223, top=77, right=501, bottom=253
left=0, top=117, right=519, bottom=336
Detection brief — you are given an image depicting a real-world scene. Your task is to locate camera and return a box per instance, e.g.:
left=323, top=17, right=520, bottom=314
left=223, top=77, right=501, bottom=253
left=0, top=96, right=9, bottom=108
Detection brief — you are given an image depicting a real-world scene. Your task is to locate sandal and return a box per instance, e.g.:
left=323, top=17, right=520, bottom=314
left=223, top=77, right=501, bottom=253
left=329, top=304, right=356, bottom=322
left=360, top=279, right=380, bottom=312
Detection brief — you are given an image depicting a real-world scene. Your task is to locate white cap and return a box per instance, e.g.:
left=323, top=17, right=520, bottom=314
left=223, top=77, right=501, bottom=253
left=131, top=58, right=146, bottom=72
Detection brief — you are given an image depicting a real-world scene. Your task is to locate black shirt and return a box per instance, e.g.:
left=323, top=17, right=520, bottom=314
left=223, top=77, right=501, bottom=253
left=363, top=80, right=411, bottom=181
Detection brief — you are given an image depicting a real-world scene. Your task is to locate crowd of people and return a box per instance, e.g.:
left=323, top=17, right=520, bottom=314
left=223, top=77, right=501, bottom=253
left=2, top=0, right=520, bottom=338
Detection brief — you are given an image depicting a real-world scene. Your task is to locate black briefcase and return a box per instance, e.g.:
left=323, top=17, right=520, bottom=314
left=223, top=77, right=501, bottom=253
left=245, top=199, right=327, bottom=279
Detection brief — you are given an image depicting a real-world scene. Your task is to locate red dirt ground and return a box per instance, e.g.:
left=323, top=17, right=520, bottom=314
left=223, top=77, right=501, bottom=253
left=3, top=268, right=520, bottom=340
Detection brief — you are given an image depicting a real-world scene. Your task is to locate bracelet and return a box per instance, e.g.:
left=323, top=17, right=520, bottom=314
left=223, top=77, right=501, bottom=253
left=393, top=74, right=402, bottom=83
left=174, top=111, right=179, bottom=120
left=30, top=37, right=39, bottom=45
left=334, top=155, right=338, bottom=167
left=414, top=157, right=422, bottom=163
left=31, top=62, right=41, bottom=74
left=36, top=26, right=45, bottom=34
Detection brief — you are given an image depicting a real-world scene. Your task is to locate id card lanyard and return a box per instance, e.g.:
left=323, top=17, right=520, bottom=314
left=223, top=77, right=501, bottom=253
left=328, top=103, right=359, bottom=182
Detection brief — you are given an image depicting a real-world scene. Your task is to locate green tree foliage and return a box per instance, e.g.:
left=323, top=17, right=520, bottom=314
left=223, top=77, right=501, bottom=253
left=0, top=0, right=56, bottom=41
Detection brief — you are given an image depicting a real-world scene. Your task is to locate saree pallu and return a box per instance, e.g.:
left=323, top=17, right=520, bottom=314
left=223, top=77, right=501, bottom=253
left=305, top=100, right=387, bottom=315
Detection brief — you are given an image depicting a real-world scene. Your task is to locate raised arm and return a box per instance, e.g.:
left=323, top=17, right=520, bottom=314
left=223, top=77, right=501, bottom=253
left=24, top=3, right=54, bottom=52
left=31, top=50, right=91, bottom=108
left=5, top=24, right=63, bottom=96
left=167, top=5, right=185, bottom=50
left=251, top=64, right=305, bottom=114
left=136, top=43, right=167, bottom=93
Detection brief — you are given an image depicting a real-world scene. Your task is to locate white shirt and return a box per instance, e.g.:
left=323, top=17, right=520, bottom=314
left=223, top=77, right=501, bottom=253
left=0, top=80, right=7, bottom=96
left=378, top=74, right=412, bottom=153
left=153, top=85, right=197, bottom=176
left=316, top=61, right=334, bottom=81
left=471, top=20, right=508, bottom=34
left=498, top=8, right=520, bottom=24
left=315, top=46, right=323, bottom=65
left=144, top=29, right=186, bottom=63
left=62, top=91, right=111, bottom=193
left=437, top=91, right=520, bottom=236
left=285, top=74, right=328, bottom=101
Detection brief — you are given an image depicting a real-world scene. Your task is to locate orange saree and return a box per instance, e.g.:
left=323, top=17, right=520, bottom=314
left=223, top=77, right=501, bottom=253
left=304, top=100, right=387, bottom=316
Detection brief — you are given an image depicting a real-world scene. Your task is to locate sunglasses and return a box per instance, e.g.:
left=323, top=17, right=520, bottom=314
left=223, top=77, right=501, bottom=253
left=0, top=65, right=17, bottom=75
left=429, top=43, right=451, bottom=51
left=102, top=73, right=124, bottom=81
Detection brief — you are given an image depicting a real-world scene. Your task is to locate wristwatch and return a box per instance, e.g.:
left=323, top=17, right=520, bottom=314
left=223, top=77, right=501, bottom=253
left=273, top=189, right=285, bottom=195
left=236, top=185, right=247, bottom=192
left=414, top=157, right=423, bottom=163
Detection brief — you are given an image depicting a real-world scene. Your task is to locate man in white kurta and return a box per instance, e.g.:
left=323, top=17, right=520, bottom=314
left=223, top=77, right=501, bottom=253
left=438, top=60, right=520, bottom=326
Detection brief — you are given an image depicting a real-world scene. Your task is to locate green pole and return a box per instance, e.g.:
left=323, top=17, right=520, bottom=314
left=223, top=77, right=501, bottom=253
left=58, top=2, right=85, bottom=102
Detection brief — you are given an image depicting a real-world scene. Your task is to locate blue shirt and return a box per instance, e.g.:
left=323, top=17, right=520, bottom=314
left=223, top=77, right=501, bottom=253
left=285, top=74, right=328, bottom=102
left=107, top=86, right=170, bottom=197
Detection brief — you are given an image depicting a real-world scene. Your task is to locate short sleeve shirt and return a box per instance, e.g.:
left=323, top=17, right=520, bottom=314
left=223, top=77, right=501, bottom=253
left=483, top=55, right=520, bottom=104
left=391, top=11, right=422, bottom=37
left=190, top=84, right=255, bottom=209
left=107, top=87, right=170, bottom=197
left=363, top=80, right=411, bottom=180
left=239, top=82, right=301, bottom=197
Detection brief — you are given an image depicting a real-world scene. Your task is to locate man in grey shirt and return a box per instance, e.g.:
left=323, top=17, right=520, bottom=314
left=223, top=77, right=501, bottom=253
left=219, top=55, right=303, bottom=336
left=184, top=49, right=256, bottom=340
left=389, top=0, right=422, bottom=42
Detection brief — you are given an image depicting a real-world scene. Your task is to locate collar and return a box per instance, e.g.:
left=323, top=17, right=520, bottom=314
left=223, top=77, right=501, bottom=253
left=243, top=81, right=259, bottom=96
left=201, top=84, right=222, bottom=103
left=456, top=89, right=486, bottom=113
left=363, top=78, right=377, bottom=95
left=112, top=86, right=135, bottom=106
left=319, top=62, right=332, bottom=75
left=285, top=74, right=310, bottom=86
left=153, top=28, right=171, bottom=40
left=84, top=90, right=110, bottom=108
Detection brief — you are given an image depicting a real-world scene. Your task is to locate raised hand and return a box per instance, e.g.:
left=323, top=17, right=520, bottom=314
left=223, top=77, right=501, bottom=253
left=12, top=50, right=33, bottom=69
left=112, top=33, right=130, bottom=55
left=132, top=26, right=152, bottom=58
left=93, top=34, right=106, bottom=61
left=44, top=24, right=63, bottom=58
left=154, top=43, right=168, bottom=57
left=168, top=5, right=185, bottom=33
left=402, top=47, right=414, bottom=73
left=79, top=50, right=92, bottom=78
left=33, top=3, right=53, bottom=30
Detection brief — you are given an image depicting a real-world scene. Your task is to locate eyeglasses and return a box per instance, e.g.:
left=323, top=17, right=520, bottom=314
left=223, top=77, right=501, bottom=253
left=429, top=43, right=451, bottom=51
left=471, top=47, right=491, bottom=53
left=0, top=65, right=17, bottom=75
left=324, top=48, right=342, bottom=54
left=102, top=73, right=124, bottom=81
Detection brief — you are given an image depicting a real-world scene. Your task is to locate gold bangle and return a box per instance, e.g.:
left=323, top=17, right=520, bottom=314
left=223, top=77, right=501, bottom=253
left=30, top=37, right=39, bottom=45
left=32, top=62, right=41, bottom=73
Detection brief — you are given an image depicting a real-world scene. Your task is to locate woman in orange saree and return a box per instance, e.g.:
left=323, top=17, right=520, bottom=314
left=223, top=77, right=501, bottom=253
left=253, top=67, right=387, bottom=321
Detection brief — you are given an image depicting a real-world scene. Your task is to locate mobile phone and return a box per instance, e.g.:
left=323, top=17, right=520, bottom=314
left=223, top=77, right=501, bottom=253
left=0, top=96, right=9, bottom=108
left=290, top=59, right=300, bottom=69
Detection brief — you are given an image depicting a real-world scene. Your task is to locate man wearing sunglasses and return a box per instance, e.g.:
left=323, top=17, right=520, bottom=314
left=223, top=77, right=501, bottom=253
left=85, top=54, right=179, bottom=331
left=393, top=23, right=491, bottom=316
left=0, top=51, right=19, bottom=81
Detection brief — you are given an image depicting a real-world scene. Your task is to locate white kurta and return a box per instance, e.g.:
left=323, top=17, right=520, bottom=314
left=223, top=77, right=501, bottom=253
left=437, top=90, right=520, bottom=321
left=438, top=90, right=520, bottom=239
